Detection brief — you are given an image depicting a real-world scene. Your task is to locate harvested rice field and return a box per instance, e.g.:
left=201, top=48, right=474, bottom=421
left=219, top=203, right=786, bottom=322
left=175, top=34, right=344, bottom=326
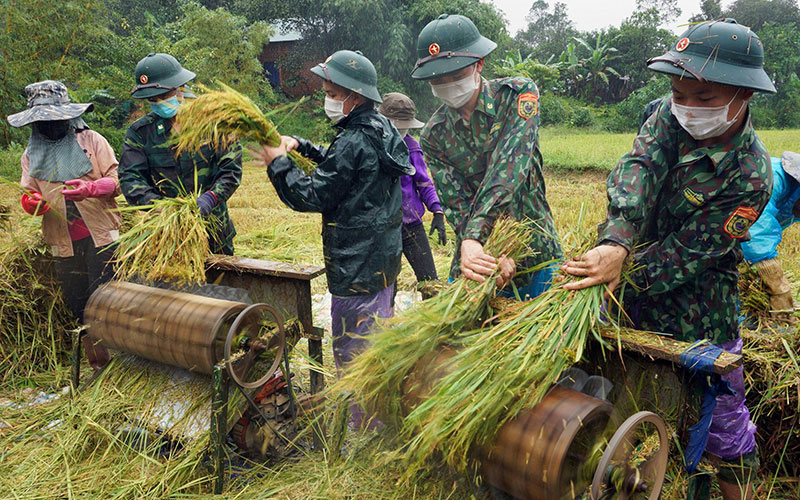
left=0, top=162, right=798, bottom=499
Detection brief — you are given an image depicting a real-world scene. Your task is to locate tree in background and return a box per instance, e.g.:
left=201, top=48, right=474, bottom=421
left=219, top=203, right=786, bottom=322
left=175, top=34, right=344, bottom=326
left=571, top=33, right=621, bottom=103
left=516, top=1, right=578, bottom=63
left=231, top=0, right=510, bottom=118
left=0, top=0, right=274, bottom=150
left=724, top=0, right=800, bottom=30
left=0, top=0, right=111, bottom=144
left=171, top=2, right=273, bottom=100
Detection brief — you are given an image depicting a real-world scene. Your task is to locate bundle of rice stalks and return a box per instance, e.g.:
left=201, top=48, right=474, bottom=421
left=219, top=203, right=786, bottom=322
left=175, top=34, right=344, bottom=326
left=335, top=217, right=535, bottom=429
left=339, top=216, right=629, bottom=480
left=738, top=263, right=771, bottom=318
left=114, top=194, right=215, bottom=285
left=0, top=215, right=75, bottom=386
left=174, top=83, right=316, bottom=174
left=397, top=269, right=611, bottom=477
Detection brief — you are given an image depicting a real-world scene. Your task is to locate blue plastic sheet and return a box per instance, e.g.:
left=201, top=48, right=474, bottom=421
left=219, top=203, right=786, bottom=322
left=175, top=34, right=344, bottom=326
left=680, top=341, right=734, bottom=473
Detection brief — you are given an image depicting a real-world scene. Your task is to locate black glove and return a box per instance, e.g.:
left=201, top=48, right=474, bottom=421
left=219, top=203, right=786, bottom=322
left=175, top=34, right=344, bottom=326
left=429, top=211, right=447, bottom=245
left=196, top=191, right=218, bottom=217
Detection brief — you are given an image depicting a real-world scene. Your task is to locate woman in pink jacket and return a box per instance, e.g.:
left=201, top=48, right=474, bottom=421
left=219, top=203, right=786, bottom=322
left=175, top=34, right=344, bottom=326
left=7, top=80, right=121, bottom=371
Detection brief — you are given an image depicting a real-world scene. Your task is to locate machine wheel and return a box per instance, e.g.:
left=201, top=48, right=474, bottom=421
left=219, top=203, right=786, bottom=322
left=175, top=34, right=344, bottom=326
left=225, top=304, right=286, bottom=389
left=589, top=411, right=668, bottom=500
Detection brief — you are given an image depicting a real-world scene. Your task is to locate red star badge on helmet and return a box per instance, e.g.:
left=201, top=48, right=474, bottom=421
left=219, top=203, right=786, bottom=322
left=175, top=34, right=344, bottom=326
left=675, top=38, right=690, bottom=52
left=140, top=74, right=149, bottom=84
left=429, top=43, right=440, bottom=56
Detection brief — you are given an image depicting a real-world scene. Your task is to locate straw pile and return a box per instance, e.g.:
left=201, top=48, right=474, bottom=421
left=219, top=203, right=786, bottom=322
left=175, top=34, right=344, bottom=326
left=0, top=356, right=244, bottom=497
left=0, top=215, right=74, bottom=386
left=742, top=325, right=800, bottom=476
left=174, top=83, right=316, bottom=174
left=114, top=194, right=214, bottom=285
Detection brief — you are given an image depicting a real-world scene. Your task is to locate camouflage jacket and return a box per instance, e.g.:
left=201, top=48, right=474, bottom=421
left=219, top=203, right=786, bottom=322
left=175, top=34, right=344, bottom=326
left=118, top=112, right=242, bottom=255
left=420, top=77, right=563, bottom=280
left=599, top=99, right=772, bottom=344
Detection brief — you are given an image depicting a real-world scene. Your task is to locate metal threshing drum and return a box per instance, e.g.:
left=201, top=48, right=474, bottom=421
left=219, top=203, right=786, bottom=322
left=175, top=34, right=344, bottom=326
left=481, top=386, right=612, bottom=500
left=401, top=346, right=613, bottom=500
left=85, top=281, right=250, bottom=374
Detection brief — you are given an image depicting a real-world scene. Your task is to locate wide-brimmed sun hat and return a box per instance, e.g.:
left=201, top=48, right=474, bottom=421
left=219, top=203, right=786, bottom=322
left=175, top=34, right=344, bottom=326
left=7, top=80, right=93, bottom=128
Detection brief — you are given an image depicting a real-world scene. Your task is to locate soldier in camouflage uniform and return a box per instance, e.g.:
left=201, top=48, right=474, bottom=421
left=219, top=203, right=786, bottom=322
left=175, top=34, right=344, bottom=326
left=563, top=20, right=776, bottom=500
left=411, top=14, right=562, bottom=299
left=119, top=53, right=242, bottom=255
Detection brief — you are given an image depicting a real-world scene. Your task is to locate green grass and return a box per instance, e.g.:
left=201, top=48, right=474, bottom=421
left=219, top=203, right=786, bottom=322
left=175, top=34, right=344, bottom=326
left=540, top=127, right=800, bottom=171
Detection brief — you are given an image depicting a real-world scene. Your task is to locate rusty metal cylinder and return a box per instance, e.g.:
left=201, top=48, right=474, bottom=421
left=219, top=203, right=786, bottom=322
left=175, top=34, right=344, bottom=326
left=481, top=386, right=611, bottom=500
left=85, top=281, right=248, bottom=374
left=402, top=347, right=612, bottom=500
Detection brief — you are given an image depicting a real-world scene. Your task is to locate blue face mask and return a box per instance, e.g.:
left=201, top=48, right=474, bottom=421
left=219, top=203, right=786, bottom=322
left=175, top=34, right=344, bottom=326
left=149, top=95, right=181, bottom=119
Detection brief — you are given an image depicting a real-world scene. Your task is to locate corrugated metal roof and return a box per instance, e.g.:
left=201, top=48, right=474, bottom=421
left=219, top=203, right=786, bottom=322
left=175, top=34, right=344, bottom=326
left=270, top=23, right=303, bottom=42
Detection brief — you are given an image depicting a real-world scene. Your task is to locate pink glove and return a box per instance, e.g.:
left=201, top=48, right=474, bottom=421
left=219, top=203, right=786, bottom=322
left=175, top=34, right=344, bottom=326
left=61, top=178, right=116, bottom=201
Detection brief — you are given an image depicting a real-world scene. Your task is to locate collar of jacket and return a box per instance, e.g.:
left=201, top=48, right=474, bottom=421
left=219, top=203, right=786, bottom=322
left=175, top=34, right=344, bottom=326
left=333, top=101, right=376, bottom=130
left=145, top=111, right=173, bottom=136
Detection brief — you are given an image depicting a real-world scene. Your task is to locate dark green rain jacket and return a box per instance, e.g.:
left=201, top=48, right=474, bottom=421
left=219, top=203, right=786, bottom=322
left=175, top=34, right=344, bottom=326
left=268, top=103, right=413, bottom=296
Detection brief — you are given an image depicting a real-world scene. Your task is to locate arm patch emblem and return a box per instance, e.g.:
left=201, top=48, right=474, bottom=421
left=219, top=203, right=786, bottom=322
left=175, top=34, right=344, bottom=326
left=517, top=92, right=539, bottom=119
left=723, top=206, right=759, bottom=239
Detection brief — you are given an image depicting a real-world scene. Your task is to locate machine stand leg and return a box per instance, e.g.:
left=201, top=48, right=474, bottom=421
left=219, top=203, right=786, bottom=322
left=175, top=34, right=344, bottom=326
left=687, top=474, right=713, bottom=500
left=211, top=365, right=229, bottom=495
left=308, top=337, right=324, bottom=450
left=70, top=330, right=82, bottom=393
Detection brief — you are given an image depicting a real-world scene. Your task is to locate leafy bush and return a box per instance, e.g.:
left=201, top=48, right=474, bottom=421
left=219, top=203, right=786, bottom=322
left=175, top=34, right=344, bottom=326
left=540, top=94, right=573, bottom=126
left=0, top=143, right=25, bottom=181
left=570, top=106, right=595, bottom=127
left=272, top=91, right=336, bottom=144
left=610, top=77, right=671, bottom=132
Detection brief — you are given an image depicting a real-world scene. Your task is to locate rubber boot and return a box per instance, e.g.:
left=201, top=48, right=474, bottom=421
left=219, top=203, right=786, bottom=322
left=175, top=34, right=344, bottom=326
left=753, top=258, right=797, bottom=325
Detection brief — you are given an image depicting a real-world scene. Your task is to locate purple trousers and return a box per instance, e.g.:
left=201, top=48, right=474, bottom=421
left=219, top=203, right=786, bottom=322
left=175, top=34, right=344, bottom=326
left=331, top=284, right=395, bottom=428
left=706, top=337, right=757, bottom=460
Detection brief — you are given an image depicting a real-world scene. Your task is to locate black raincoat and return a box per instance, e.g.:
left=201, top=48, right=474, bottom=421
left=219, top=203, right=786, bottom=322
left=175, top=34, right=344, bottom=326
left=268, top=103, right=413, bottom=296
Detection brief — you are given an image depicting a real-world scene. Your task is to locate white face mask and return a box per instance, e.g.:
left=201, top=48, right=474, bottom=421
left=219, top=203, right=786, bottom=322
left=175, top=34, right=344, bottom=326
left=397, top=128, right=409, bottom=137
left=670, top=90, right=746, bottom=140
left=430, top=66, right=480, bottom=109
left=324, top=93, right=352, bottom=122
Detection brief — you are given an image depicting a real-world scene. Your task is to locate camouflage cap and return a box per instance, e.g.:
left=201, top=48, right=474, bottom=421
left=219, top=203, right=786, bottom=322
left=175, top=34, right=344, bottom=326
left=7, top=80, right=93, bottom=128
left=378, top=93, right=425, bottom=129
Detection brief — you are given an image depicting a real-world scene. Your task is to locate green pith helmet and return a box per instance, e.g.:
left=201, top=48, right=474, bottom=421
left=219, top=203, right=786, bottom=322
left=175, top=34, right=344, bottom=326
left=411, top=14, right=497, bottom=80
left=647, top=19, right=776, bottom=93
left=131, top=53, right=196, bottom=99
left=310, top=50, right=382, bottom=102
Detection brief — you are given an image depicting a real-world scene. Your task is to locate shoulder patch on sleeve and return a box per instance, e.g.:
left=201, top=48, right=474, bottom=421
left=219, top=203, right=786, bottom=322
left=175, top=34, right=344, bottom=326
left=517, top=91, right=539, bottom=120
left=723, top=206, right=759, bottom=239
